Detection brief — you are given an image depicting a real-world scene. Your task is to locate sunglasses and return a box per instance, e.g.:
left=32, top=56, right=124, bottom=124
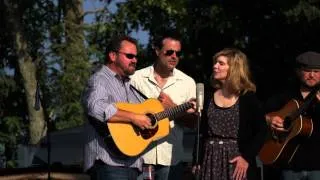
left=116, top=51, right=137, bottom=59
left=164, top=49, right=182, bottom=57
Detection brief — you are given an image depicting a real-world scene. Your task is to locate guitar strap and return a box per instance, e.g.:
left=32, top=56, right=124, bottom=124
left=88, top=116, right=110, bottom=137
left=88, top=115, right=129, bottom=159
left=130, top=84, right=149, bottom=100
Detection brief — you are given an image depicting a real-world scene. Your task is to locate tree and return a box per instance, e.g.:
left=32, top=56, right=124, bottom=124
left=112, top=0, right=320, bottom=99
left=53, top=0, right=91, bottom=129
left=3, top=0, right=48, bottom=145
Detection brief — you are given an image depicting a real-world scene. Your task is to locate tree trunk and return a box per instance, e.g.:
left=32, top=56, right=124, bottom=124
left=16, top=43, right=47, bottom=145
left=4, top=0, right=46, bottom=145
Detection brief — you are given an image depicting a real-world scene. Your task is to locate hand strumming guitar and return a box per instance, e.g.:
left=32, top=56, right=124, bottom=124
left=266, top=115, right=288, bottom=132
left=130, top=114, right=152, bottom=130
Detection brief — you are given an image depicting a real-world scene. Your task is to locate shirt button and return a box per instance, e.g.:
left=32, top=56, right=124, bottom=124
left=218, top=140, right=223, bottom=145
left=209, top=141, right=214, bottom=145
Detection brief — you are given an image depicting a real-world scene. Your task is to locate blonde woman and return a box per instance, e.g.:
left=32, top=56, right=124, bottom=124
left=192, top=48, right=267, bottom=180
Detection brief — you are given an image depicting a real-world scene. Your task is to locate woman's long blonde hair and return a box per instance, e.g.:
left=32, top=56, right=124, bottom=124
left=211, top=48, right=256, bottom=95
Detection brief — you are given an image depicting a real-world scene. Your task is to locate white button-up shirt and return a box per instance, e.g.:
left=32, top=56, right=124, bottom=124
left=130, top=65, right=196, bottom=166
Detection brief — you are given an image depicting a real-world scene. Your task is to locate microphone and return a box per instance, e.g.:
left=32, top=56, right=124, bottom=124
left=196, top=83, right=204, bottom=113
left=34, top=82, right=41, bottom=111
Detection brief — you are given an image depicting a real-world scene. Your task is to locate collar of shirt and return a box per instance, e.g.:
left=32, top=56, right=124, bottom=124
left=102, top=65, right=130, bottom=83
left=142, top=65, right=184, bottom=81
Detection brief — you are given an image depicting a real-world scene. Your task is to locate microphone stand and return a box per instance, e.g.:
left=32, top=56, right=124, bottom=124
left=194, top=110, right=201, bottom=180
left=47, top=112, right=52, bottom=180
left=35, top=81, right=53, bottom=180
left=46, top=110, right=56, bottom=180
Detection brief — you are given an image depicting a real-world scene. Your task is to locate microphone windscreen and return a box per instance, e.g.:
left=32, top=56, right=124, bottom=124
left=196, top=83, right=204, bottom=111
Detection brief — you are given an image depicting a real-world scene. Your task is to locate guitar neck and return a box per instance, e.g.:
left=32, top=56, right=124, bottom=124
left=288, top=85, right=320, bottom=120
left=155, top=102, right=193, bottom=120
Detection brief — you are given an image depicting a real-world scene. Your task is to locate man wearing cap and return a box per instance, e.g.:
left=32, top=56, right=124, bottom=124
left=264, top=51, right=320, bottom=180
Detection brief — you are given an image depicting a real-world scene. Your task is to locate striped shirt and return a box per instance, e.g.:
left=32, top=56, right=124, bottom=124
left=82, top=65, right=144, bottom=172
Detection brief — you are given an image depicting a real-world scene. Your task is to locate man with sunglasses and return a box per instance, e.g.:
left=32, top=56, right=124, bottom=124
left=131, top=31, right=197, bottom=180
left=82, top=35, right=152, bottom=180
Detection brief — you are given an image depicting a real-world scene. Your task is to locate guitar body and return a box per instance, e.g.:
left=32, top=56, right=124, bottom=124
left=107, top=98, right=170, bottom=157
left=259, top=99, right=313, bottom=166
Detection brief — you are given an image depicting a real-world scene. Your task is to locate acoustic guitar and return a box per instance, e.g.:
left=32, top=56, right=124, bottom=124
left=106, top=98, right=193, bottom=157
left=259, top=86, right=320, bottom=166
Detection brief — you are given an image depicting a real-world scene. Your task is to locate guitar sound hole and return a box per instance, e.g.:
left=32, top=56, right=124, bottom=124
left=275, top=131, right=289, bottom=143
left=278, top=132, right=288, bottom=143
left=271, top=130, right=288, bottom=143
left=146, top=113, right=157, bottom=127
left=139, top=113, right=159, bottom=139
left=283, top=117, right=292, bottom=130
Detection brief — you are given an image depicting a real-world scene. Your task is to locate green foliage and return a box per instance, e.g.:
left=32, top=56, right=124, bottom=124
left=0, top=70, right=26, bottom=167
left=118, top=0, right=188, bottom=33
left=0, top=116, right=25, bottom=168
left=0, top=116, right=24, bottom=143
left=110, top=0, right=320, bottom=98
left=284, top=0, right=320, bottom=22
left=51, top=0, right=91, bottom=129
left=55, top=102, right=85, bottom=129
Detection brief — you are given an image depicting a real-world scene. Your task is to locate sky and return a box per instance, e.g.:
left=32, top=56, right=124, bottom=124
left=83, top=0, right=149, bottom=45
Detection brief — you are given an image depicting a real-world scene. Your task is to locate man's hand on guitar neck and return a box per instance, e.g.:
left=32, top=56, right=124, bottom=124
left=266, top=115, right=288, bottom=132
left=158, top=92, right=196, bottom=114
left=158, top=92, right=176, bottom=109
left=186, top=98, right=196, bottom=114
left=158, top=92, right=196, bottom=113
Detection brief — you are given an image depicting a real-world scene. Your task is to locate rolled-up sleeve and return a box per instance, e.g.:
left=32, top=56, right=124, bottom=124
left=83, top=75, right=117, bottom=122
